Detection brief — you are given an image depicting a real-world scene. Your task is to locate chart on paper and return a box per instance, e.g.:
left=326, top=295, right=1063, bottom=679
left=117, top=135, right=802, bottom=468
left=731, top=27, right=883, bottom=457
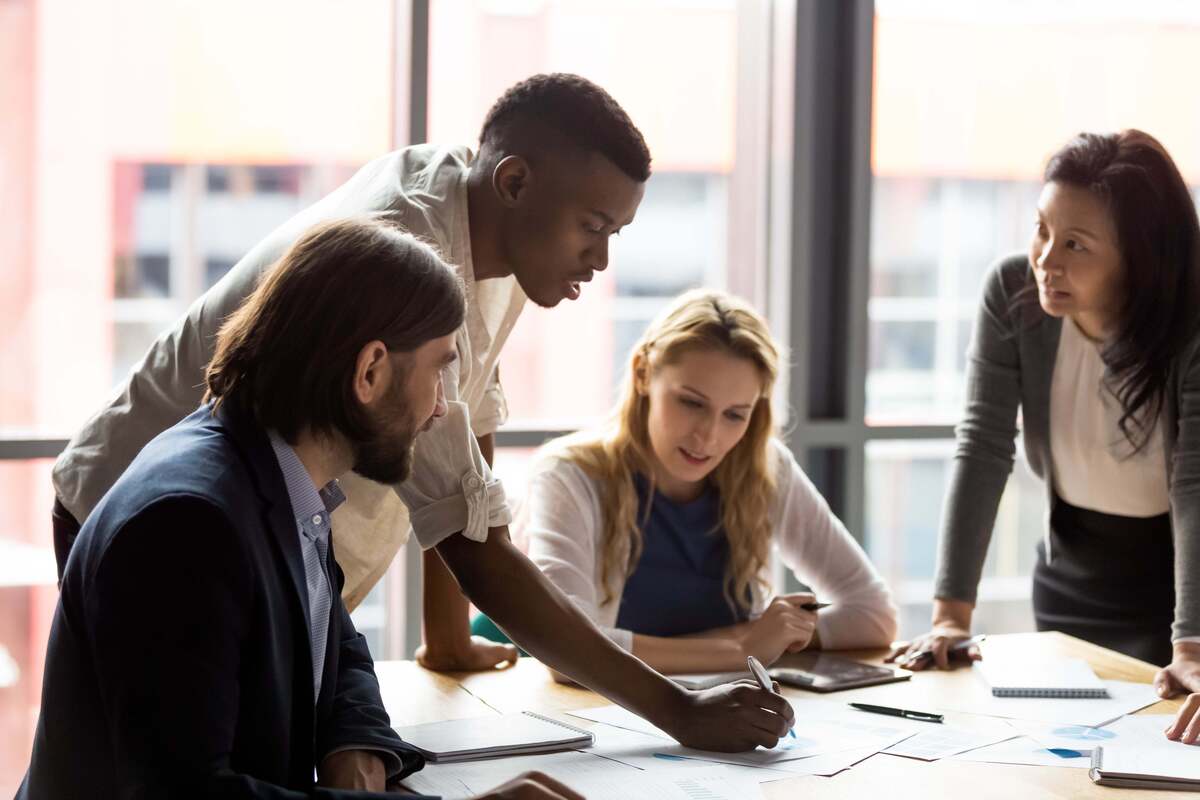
left=883, top=726, right=1015, bottom=761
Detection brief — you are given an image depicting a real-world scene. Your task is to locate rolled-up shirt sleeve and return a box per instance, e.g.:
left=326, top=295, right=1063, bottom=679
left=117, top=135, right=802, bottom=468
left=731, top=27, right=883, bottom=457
left=395, top=359, right=512, bottom=549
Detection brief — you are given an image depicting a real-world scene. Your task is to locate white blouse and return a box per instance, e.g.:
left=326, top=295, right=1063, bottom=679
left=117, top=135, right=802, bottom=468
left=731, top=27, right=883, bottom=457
left=519, top=438, right=898, bottom=652
left=1050, top=317, right=1169, bottom=518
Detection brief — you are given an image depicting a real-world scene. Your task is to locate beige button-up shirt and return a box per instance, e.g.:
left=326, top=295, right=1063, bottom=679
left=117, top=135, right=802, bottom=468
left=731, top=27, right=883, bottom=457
left=53, top=144, right=527, bottom=608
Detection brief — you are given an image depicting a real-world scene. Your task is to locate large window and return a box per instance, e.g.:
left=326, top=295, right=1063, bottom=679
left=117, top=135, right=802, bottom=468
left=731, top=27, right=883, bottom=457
left=8, top=1, right=1200, bottom=794
left=0, top=1, right=396, bottom=792
left=429, top=0, right=759, bottom=430
left=866, top=0, right=1200, bottom=633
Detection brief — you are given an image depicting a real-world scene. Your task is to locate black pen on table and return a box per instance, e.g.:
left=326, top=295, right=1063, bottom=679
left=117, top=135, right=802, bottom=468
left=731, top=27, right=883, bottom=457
left=848, top=702, right=943, bottom=724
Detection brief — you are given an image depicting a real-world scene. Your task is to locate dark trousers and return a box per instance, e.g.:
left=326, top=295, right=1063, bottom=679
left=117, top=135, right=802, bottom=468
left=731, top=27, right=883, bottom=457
left=52, top=496, right=82, bottom=583
left=1033, top=494, right=1174, bottom=666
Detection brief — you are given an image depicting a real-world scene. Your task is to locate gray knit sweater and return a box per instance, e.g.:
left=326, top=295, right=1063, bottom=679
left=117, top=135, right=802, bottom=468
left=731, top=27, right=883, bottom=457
left=934, top=253, right=1200, bottom=641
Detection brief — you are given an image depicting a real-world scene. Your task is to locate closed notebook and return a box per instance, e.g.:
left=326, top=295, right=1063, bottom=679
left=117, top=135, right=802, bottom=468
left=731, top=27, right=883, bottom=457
left=975, top=658, right=1109, bottom=698
left=393, top=711, right=595, bottom=763
left=1090, top=744, right=1200, bottom=790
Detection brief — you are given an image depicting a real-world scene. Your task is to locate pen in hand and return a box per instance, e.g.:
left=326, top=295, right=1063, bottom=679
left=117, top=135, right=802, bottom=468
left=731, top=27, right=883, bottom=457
left=747, top=655, right=797, bottom=739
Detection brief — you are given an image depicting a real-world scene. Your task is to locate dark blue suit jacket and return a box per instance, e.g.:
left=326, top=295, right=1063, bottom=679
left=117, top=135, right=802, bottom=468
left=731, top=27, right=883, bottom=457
left=19, top=405, right=433, bottom=799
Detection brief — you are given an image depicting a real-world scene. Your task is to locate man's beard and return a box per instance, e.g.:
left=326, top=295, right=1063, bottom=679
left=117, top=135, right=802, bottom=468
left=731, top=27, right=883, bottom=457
left=351, top=375, right=420, bottom=485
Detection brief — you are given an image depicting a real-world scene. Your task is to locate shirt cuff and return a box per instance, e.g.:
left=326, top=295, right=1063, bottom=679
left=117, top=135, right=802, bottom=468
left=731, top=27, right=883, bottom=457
left=322, top=744, right=404, bottom=780
left=395, top=400, right=512, bottom=550
left=1172, top=636, right=1200, bottom=645
left=408, top=469, right=512, bottom=549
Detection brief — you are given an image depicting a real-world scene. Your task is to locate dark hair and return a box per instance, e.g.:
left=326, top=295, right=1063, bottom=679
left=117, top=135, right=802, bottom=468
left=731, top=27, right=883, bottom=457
left=479, top=73, right=651, bottom=182
left=205, top=218, right=466, bottom=443
left=1042, top=129, right=1200, bottom=450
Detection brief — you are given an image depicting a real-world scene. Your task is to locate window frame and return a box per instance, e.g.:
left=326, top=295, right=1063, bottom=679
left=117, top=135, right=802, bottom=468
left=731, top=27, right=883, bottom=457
left=4, top=0, right=980, bottom=655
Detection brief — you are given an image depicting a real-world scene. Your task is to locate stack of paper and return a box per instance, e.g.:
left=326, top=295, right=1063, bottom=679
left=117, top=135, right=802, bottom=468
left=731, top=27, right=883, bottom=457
left=401, top=751, right=765, bottom=800
left=571, top=702, right=914, bottom=766
left=949, top=736, right=1094, bottom=769
left=1089, top=715, right=1200, bottom=790
left=934, top=678, right=1159, bottom=726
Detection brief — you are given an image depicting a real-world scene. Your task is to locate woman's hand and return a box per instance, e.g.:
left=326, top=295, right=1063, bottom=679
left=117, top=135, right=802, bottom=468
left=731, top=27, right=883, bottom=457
left=737, top=593, right=819, bottom=666
left=1165, top=693, right=1200, bottom=746
left=1154, top=641, right=1200, bottom=708
left=884, top=597, right=978, bottom=670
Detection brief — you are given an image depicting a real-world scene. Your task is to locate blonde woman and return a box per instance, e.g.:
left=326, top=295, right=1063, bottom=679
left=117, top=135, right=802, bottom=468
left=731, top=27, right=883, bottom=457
left=512, top=289, right=897, bottom=677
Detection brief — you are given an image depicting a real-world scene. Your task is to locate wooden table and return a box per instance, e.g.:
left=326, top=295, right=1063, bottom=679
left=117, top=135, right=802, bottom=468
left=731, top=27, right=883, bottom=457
left=378, top=632, right=1190, bottom=799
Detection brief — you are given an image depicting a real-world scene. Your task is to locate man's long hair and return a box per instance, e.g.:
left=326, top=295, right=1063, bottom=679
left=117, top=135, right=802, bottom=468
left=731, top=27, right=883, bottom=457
left=205, top=217, right=465, bottom=443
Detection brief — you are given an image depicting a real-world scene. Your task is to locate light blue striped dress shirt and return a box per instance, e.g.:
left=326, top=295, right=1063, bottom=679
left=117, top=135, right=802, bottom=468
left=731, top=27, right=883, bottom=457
left=267, top=433, right=402, bottom=778
left=268, top=432, right=345, bottom=702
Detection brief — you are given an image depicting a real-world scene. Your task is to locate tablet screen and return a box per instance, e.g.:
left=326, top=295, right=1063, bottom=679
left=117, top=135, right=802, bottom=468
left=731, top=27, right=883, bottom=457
left=771, top=653, right=911, bottom=692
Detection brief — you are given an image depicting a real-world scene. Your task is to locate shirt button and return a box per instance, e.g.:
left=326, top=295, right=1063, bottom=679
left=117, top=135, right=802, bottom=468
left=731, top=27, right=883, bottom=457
left=312, top=514, right=323, bottom=525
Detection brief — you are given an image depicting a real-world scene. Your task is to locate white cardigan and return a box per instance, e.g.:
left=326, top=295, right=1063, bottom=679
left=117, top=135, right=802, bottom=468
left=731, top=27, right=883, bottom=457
left=521, top=439, right=898, bottom=652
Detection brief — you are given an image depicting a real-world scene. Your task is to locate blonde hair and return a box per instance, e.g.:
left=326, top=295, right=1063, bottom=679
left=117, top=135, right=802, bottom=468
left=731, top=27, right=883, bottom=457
left=545, top=289, right=781, bottom=613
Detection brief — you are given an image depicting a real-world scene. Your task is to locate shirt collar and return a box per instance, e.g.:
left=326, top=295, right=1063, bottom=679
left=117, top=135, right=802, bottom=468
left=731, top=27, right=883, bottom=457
left=267, top=432, right=346, bottom=534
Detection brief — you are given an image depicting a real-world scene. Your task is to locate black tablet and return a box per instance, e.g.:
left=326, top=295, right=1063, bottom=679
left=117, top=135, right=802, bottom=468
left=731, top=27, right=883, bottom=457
left=770, top=653, right=911, bottom=692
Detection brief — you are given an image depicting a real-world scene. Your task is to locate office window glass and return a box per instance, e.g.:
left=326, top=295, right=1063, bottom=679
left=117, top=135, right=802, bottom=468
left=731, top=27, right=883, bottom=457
left=429, top=0, right=757, bottom=429
left=0, top=2, right=396, bottom=792
left=870, top=1, right=1200, bottom=425
left=868, top=0, right=1200, bottom=634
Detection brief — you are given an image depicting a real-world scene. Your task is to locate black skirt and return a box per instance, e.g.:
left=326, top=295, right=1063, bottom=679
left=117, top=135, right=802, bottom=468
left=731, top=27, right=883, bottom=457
left=1033, top=494, right=1175, bottom=666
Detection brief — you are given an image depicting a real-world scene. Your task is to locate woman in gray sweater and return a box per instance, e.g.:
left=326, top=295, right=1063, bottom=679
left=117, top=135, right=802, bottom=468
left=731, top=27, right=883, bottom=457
left=887, top=130, right=1200, bottom=729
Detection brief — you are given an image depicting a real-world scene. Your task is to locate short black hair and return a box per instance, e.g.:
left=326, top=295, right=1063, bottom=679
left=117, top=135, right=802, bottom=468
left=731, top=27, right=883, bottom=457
left=479, top=73, right=651, bottom=182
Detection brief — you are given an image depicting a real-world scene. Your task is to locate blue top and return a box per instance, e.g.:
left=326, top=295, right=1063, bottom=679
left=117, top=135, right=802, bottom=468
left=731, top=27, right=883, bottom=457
left=615, top=475, right=750, bottom=636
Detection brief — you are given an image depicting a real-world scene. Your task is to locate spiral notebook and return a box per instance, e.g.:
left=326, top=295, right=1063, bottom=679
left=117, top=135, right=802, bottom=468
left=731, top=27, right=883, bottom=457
left=975, top=658, right=1110, bottom=698
left=393, top=711, right=595, bottom=763
left=1090, top=744, right=1200, bottom=790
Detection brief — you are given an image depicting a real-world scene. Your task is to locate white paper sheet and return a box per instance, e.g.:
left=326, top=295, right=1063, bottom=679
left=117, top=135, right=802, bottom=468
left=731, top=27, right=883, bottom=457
left=1089, top=714, right=1200, bottom=781
left=947, top=735, right=1093, bottom=769
left=401, top=753, right=764, bottom=800
left=656, top=701, right=916, bottom=767
left=933, top=678, right=1159, bottom=727
left=583, top=721, right=866, bottom=782
left=754, top=745, right=882, bottom=779
left=568, top=702, right=899, bottom=763
left=569, top=705, right=673, bottom=740
left=882, top=725, right=1016, bottom=761
left=1104, top=713, right=1187, bottom=741
left=1007, top=719, right=1122, bottom=752
left=798, top=702, right=1019, bottom=761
